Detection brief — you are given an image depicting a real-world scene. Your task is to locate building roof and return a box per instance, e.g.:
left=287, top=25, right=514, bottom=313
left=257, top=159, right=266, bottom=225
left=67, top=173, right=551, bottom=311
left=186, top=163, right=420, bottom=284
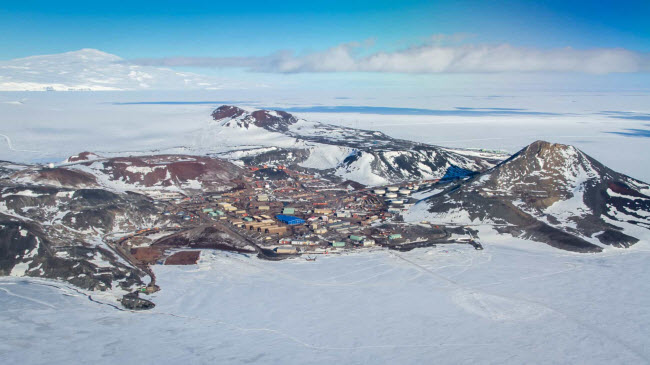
left=276, top=215, right=306, bottom=225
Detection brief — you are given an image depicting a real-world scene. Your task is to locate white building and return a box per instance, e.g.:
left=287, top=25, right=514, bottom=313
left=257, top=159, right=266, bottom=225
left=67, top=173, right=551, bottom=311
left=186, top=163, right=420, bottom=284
left=362, top=239, right=375, bottom=247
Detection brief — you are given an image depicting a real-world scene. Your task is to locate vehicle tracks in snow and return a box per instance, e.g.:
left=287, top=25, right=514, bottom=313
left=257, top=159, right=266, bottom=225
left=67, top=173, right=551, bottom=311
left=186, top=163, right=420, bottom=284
left=0, top=133, right=42, bottom=153
left=389, top=252, right=650, bottom=364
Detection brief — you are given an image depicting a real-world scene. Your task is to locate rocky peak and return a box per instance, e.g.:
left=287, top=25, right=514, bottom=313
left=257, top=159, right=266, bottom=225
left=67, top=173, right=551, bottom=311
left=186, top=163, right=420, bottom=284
left=211, top=105, right=247, bottom=121
left=513, top=140, right=577, bottom=163
left=251, top=109, right=298, bottom=132
left=418, top=140, right=650, bottom=252
left=489, top=140, right=604, bottom=190
left=210, top=105, right=299, bottom=132
left=519, top=140, right=583, bottom=165
left=66, top=151, right=101, bottom=163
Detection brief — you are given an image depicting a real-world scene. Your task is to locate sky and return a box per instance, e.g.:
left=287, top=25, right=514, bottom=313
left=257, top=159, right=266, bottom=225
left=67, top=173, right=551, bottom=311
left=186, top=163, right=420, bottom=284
left=0, top=0, right=649, bottom=91
left=2, top=1, right=649, bottom=58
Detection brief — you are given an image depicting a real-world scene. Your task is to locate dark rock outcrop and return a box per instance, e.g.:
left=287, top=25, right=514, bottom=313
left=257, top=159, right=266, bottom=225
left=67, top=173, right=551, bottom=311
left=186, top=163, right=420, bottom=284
left=418, top=140, right=650, bottom=252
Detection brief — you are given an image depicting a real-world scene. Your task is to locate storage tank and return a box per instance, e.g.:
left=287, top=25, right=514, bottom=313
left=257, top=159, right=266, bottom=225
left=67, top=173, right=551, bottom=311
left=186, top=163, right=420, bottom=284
left=399, top=189, right=411, bottom=195
left=385, top=193, right=398, bottom=199
left=373, top=189, right=386, bottom=195
left=387, top=186, right=399, bottom=192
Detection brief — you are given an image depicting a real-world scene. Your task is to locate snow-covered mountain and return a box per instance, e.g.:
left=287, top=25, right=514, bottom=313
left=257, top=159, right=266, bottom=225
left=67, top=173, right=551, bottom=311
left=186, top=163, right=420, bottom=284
left=0, top=185, right=161, bottom=290
left=14, top=153, right=244, bottom=193
left=1, top=153, right=245, bottom=292
left=0, top=49, right=221, bottom=91
left=200, top=105, right=504, bottom=185
left=211, top=106, right=300, bottom=132
left=406, top=140, right=650, bottom=252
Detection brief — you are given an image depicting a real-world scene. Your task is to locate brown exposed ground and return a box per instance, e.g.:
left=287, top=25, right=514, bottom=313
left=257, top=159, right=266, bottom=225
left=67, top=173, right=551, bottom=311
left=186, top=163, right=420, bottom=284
left=211, top=105, right=246, bottom=120
left=341, top=179, right=366, bottom=190
left=154, top=226, right=257, bottom=254
left=13, top=168, right=98, bottom=188
left=131, top=247, right=164, bottom=264
left=165, top=251, right=200, bottom=265
left=82, top=155, right=243, bottom=190
left=609, top=181, right=648, bottom=199
left=251, top=110, right=297, bottom=132
left=67, top=151, right=99, bottom=162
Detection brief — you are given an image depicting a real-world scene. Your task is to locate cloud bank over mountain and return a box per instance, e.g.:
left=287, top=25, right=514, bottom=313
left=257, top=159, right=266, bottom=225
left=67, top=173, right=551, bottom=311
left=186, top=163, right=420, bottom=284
left=128, top=42, right=650, bottom=75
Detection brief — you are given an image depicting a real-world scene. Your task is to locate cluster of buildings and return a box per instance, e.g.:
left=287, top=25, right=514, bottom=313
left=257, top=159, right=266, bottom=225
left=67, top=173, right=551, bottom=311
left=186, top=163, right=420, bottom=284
left=155, top=165, right=449, bottom=255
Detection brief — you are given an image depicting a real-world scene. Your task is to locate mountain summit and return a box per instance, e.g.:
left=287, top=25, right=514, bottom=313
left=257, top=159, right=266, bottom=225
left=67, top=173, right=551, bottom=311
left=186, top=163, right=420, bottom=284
left=0, top=49, right=222, bottom=91
left=410, top=140, right=650, bottom=252
left=211, top=105, right=299, bottom=132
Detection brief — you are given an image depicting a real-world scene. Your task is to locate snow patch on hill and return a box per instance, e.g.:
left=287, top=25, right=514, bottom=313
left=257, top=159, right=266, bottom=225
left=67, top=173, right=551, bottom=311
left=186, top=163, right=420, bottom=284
left=299, top=145, right=354, bottom=170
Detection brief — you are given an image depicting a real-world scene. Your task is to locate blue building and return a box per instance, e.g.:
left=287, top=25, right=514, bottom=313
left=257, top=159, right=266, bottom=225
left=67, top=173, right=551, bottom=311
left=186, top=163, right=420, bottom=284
left=276, top=215, right=305, bottom=225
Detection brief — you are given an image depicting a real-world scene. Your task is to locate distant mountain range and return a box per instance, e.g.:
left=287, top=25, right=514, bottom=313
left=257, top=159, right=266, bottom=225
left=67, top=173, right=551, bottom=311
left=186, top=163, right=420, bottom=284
left=0, top=49, right=222, bottom=91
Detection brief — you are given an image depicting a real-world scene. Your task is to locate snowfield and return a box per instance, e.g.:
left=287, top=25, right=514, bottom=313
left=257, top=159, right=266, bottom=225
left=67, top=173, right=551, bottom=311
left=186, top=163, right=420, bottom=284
left=1, top=90, right=649, bottom=182
left=2, top=242, right=650, bottom=364
left=1, top=89, right=650, bottom=363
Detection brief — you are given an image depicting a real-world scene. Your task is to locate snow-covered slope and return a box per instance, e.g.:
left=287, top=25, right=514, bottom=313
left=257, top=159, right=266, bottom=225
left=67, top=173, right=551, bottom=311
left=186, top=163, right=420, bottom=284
left=14, top=154, right=244, bottom=193
left=334, top=146, right=489, bottom=186
left=406, top=141, right=650, bottom=252
left=199, top=105, right=502, bottom=186
left=0, top=185, right=162, bottom=291
left=195, top=106, right=301, bottom=151
left=0, top=49, right=221, bottom=91
left=5, top=246, right=650, bottom=364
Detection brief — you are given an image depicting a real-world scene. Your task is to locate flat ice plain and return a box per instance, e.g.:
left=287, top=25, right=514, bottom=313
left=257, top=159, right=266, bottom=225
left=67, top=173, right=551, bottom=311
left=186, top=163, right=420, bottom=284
left=1, top=90, right=650, bottom=181
left=1, top=90, right=650, bottom=364
left=2, top=235, right=650, bottom=364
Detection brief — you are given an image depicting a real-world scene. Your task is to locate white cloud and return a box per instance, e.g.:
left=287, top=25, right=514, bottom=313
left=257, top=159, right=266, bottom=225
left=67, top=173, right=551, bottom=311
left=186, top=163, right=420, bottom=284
left=127, top=42, right=650, bottom=75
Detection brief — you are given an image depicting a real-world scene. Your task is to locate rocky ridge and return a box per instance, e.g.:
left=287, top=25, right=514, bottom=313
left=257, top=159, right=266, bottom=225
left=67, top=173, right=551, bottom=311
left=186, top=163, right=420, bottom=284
left=208, top=105, right=503, bottom=185
left=410, top=141, right=650, bottom=252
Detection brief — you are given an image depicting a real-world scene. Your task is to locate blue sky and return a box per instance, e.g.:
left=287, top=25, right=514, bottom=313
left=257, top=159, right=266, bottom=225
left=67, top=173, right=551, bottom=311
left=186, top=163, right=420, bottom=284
left=1, top=0, right=649, bottom=60
left=1, top=0, right=649, bottom=94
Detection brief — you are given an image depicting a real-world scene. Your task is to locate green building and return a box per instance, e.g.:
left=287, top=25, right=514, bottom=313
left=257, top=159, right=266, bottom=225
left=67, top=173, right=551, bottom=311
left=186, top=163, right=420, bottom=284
left=202, top=208, right=214, bottom=213
left=349, top=235, right=364, bottom=242
left=283, top=207, right=295, bottom=215
left=331, top=241, right=346, bottom=247
left=388, top=234, right=403, bottom=240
